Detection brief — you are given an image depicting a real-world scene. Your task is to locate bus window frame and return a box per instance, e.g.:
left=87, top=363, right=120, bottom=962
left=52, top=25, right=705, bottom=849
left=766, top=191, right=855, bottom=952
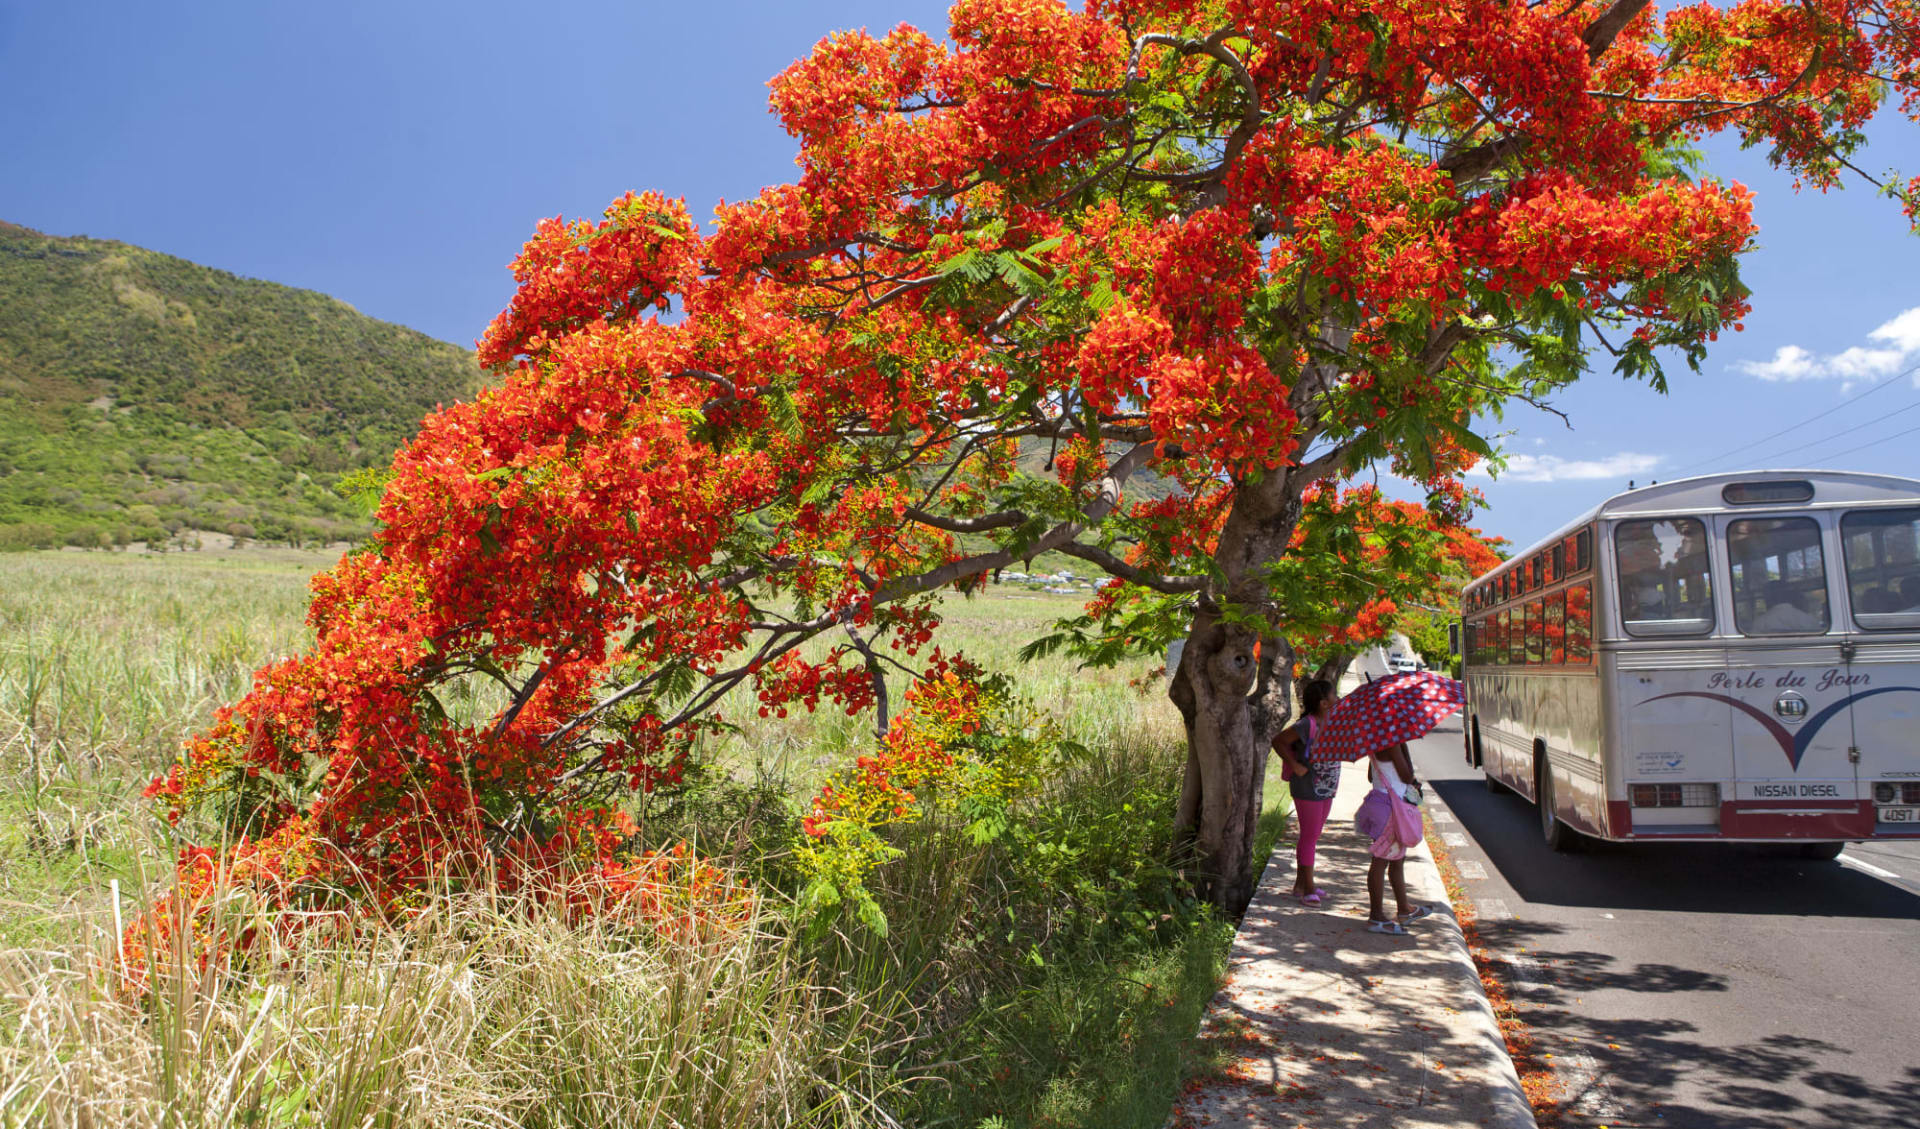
left=1727, top=514, right=1832, bottom=637
left=1615, top=516, right=1716, bottom=638
left=1840, top=506, right=1920, bottom=632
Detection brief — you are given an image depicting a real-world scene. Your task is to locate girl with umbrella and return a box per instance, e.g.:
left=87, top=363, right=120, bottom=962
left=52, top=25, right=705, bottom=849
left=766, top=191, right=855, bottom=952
left=1310, top=672, right=1464, bottom=935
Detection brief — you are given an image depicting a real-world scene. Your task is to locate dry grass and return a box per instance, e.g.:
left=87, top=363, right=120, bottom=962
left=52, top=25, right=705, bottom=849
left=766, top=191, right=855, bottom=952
left=0, top=548, right=1230, bottom=1129
left=1, top=877, right=848, bottom=1128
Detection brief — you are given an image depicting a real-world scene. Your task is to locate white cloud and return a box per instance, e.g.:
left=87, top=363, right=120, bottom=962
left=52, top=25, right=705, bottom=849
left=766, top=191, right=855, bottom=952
left=1471, top=452, right=1663, bottom=484
left=1869, top=306, right=1920, bottom=353
left=1735, top=306, right=1920, bottom=384
left=1738, top=344, right=1821, bottom=381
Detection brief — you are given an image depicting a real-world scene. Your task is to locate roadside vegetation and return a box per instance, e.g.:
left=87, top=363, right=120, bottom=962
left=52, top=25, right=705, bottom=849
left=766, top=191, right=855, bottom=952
left=0, top=548, right=1291, bottom=1128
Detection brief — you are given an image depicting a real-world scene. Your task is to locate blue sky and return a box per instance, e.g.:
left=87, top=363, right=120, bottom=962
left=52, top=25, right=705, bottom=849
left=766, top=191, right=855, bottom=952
left=2, top=0, right=1915, bottom=555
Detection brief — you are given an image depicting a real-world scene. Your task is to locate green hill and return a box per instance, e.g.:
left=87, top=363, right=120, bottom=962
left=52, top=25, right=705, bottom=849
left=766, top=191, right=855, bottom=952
left=0, top=221, right=488, bottom=549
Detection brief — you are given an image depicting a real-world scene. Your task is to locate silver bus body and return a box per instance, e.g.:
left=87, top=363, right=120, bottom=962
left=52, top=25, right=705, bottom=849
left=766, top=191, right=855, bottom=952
left=1460, top=470, right=1920, bottom=850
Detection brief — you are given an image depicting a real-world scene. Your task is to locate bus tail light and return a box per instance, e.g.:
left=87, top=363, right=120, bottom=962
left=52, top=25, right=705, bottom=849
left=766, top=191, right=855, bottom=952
left=1631, top=783, right=1720, bottom=808
left=1872, top=782, right=1920, bottom=805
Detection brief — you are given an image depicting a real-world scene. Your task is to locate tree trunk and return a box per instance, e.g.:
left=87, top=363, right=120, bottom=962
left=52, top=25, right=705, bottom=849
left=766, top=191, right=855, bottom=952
left=1170, top=472, right=1305, bottom=917
left=1311, top=652, right=1354, bottom=690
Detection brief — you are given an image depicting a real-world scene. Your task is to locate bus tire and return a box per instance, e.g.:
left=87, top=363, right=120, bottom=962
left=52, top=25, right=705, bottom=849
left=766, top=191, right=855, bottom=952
left=1536, top=753, right=1578, bottom=853
left=1800, top=841, right=1845, bottom=861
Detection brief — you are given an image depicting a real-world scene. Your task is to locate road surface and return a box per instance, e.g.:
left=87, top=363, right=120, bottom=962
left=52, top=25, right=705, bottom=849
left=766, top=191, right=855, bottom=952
left=1408, top=723, right=1920, bottom=1129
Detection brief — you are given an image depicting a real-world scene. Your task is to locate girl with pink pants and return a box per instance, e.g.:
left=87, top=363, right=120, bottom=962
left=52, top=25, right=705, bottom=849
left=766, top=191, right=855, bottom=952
left=1274, top=679, right=1341, bottom=906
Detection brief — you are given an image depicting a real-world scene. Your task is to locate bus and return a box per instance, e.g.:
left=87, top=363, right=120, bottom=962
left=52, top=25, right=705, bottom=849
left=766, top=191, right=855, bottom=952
left=1458, top=470, right=1920, bottom=857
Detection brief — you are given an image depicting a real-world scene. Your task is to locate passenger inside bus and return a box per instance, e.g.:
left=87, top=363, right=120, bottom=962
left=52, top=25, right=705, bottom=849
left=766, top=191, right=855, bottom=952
left=1860, top=587, right=1902, bottom=614
left=1625, top=583, right=1666, bottom=621
left=1753, top=581, right=1825, bottom=633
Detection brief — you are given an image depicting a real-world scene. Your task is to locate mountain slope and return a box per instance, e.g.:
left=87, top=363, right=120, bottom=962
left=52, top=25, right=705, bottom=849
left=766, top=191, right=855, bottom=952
left=0, top=221, right=487, bottom=548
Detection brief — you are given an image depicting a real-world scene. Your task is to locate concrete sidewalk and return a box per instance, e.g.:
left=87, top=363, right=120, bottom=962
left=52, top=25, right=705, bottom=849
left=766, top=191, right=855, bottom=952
left=1171, top=762, right=1535, bottom=1129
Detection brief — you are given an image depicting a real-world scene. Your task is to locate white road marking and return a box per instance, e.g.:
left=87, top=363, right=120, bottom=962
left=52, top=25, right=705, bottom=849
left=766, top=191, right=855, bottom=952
left=1478, top=897, right=1513, bottom=920
left=1458, top=861, right=1488, bottom=880
left=1504, top=953, right=1544, bottom=983
left=1503, top=956, right=1625, bottom=1117
left=1839, top=853, right=1900, bottom=880
left=1442, top=831, right=1468, bottom=847
left=1429, top=807, right=1456, bottom=822
left=1563, top=1051, right=1625, bottom=1119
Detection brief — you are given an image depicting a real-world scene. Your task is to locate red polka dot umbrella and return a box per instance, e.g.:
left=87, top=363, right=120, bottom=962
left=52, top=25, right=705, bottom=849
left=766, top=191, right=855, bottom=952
left=1309, top=671, right=1465, bottom=762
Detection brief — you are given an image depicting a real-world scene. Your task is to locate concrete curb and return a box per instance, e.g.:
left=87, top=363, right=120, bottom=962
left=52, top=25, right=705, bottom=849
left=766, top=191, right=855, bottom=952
left=1400, top=819, right=1539, bottom=1129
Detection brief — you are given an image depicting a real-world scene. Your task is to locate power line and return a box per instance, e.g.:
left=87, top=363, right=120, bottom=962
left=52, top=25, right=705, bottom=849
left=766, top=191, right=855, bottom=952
left=1743, top=397, right=1920, bottom=466
left=1669, top=360, right=1920, bottom=475
left=1798, top=418, right=1920, bottom=466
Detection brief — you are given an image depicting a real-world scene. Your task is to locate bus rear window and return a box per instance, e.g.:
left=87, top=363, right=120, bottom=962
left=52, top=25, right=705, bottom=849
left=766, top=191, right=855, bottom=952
left=1841, top=507, right=1920, bottom=631
left=1615, top=518, right=1714, bottom=637
left=1729, top=517, right=1829, bottom=636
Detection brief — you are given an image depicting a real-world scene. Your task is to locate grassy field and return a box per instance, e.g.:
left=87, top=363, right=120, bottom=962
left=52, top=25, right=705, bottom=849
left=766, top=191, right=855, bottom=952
left=0, top=548, right=1292, bottom=1129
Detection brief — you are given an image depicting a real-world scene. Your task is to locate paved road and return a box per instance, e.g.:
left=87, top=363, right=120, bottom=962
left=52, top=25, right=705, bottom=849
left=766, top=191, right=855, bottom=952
left=1409, top=723, right=1920, bottom=1129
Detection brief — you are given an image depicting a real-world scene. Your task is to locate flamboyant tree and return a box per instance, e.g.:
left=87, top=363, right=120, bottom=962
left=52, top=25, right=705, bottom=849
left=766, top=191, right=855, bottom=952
left=151, top=0, right=1920, bottom=915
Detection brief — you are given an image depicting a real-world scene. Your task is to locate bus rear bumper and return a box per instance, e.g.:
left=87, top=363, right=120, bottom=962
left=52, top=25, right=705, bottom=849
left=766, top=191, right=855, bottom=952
left=1604, top=799, right=1920, bottom=841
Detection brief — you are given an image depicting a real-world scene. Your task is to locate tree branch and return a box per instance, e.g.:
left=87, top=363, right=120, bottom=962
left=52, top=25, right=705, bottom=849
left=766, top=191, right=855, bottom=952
left=841, top=620, right=891, bottom=738
left=1583, top=0, right=1650, bottom=61
left=904, top=507, right=1029, bottom=533
left=1054, top=541, right=1206, bottom=593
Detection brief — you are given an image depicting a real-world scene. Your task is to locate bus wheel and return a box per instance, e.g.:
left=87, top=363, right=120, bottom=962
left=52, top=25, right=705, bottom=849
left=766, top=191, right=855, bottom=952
left=1536, top=755, right=1577, bottom=853
left=1800, top=841, right=1845, bottom=862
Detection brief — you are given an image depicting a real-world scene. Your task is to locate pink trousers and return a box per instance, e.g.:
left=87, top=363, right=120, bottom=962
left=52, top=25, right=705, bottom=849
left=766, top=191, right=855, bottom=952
left=1294, top=797, right=1334, bottom=871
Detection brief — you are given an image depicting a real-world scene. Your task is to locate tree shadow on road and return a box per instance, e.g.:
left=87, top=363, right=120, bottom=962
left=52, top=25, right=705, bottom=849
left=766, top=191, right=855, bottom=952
left=1471, top=919, right=1918, bottom=1128
left=1430, top=779, right=1920, bottom=920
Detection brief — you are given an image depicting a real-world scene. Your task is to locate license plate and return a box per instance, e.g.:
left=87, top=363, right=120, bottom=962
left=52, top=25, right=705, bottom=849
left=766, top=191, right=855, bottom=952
left=1880, top=806, right=1920, bottom=823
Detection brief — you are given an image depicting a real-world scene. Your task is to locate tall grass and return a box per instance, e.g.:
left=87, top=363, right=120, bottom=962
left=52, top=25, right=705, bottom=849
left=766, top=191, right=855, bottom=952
left=0, top=549, right=1287, bottom=1128
left=0, top=550, right=323, bottom=945
left=2, top=876, right=846, bottom=1128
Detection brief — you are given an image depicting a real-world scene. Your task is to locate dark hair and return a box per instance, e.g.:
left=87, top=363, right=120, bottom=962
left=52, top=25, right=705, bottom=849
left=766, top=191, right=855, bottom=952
left=1300, top=678, right=1335, bottom=718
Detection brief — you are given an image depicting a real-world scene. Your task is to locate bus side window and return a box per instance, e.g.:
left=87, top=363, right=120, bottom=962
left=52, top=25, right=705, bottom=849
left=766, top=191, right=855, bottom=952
left=1509, top=605, right=1528, bottom=665
left=1494, top=609, right=1510, bottom=665
left=1566, top=584, right=1592, bottom=662
left=1525, top=599, right=1545, bottom=664
left=1544, top=590, right=1565, bottom=664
